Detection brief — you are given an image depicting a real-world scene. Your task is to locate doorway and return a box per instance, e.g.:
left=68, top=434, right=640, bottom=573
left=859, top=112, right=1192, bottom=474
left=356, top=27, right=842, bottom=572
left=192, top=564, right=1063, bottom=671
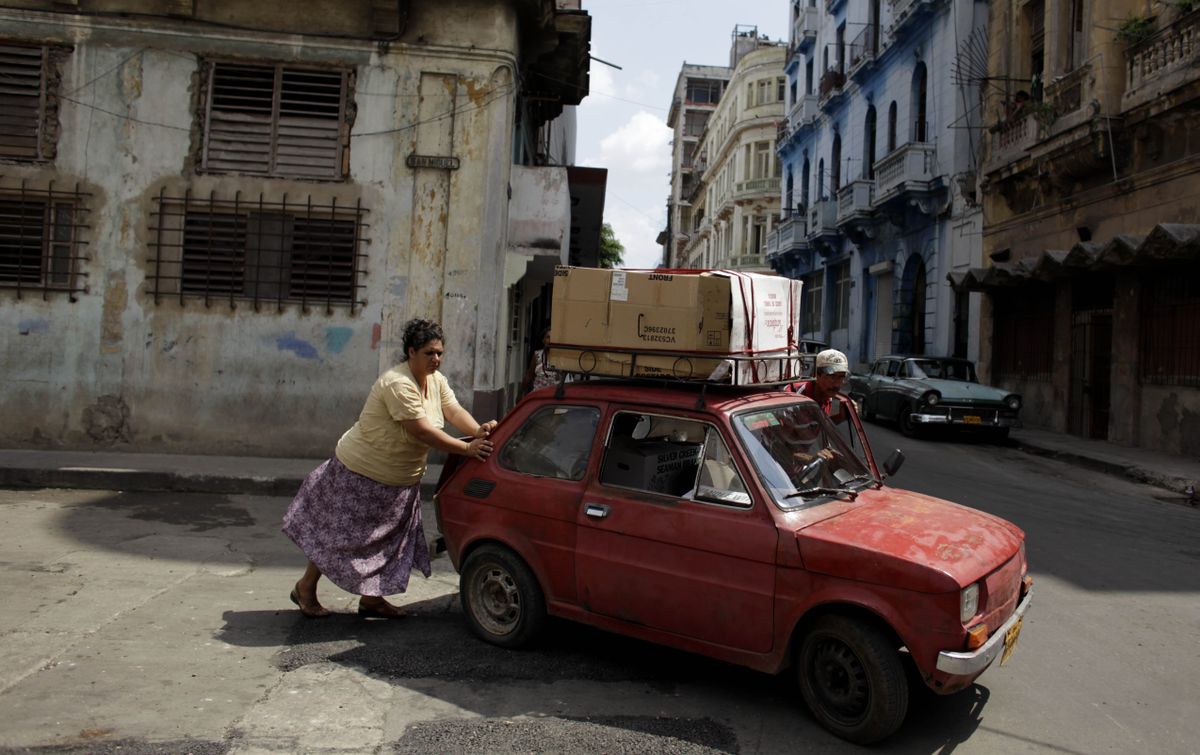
left=1068, top=276, right=1113, bottom=439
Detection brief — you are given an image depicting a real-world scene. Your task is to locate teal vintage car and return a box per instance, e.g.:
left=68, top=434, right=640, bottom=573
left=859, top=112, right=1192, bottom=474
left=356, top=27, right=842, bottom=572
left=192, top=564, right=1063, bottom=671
left=849, top=356, right=1022, bottom=439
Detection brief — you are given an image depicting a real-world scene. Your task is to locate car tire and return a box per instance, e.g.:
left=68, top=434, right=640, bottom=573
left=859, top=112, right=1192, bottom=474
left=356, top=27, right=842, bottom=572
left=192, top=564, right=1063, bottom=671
left=460, top=544, right=546, bottom=649
left=797, top=615, right=909, bottom=745
left=898, top=409, right=919, bottom=438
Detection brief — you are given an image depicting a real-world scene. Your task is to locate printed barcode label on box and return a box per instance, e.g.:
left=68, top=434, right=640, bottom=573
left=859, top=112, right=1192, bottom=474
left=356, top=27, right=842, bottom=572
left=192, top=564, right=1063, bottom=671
left=610, top=271, right=629, bottom=302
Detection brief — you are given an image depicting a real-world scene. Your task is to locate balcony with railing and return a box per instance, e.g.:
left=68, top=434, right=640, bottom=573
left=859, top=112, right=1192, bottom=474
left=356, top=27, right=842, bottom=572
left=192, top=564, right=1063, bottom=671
left=818, top=68, right=847, bottom=110
left=1123, top=10, right=1200, bottom=111
left=985, top=113, right=1038, bottom=174
left=848, top=24, right=879, bottom=80
left=1044, top=63, right=1092, bottom=127
left=836, top=179, right=875, bottom=225
left=888, top=0, right=938, bottom=39
left=807, top=198, right=839, bottom=251
left=734, top=176, right=782, bottom=202
left=730, top=253, right=770, bottom=270
left=874, top=142, right=940, bottom=211
left=792, top=5, right=820, bottom=53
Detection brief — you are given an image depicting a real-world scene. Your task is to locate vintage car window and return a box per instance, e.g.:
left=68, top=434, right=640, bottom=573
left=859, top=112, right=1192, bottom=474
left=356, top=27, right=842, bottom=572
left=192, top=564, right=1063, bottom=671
left=885, top=360, right=900, bottom=377
left=498, top=405, right=600, bottom=480
left=599, top=411, right=709, bottom=499
left=733, top=401, right=873, bottom=510
left=693, top=428, right=752, bottom=508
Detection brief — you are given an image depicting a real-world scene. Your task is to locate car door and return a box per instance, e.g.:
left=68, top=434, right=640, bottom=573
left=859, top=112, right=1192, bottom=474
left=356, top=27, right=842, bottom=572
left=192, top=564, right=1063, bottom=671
left=860, top=360, right=885, bottom=415
left=483, top=402, right=602, bottom=603
left=574, top=409, right=778, bottom=653
left=877, top=359, right=903, bottom=419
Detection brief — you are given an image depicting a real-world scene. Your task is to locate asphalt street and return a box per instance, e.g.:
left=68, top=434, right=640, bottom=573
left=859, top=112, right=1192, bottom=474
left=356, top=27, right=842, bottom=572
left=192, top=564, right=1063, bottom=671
left=0, top=423, right=1198, bottom=754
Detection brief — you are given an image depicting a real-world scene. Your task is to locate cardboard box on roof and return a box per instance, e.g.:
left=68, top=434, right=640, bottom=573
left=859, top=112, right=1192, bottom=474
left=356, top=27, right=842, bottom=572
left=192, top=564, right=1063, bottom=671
left=547, top=267, right=805, bottom=383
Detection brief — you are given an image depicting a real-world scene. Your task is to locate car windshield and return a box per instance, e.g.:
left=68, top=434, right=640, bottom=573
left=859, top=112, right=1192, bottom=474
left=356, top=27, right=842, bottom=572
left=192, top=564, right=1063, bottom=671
left=907, top=359, right=977, bottom=382
left=732, top=401, right=874, bottom=510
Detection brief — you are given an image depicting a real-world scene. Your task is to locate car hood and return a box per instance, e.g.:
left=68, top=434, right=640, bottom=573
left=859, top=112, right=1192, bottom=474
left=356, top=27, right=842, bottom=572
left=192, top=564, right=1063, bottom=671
left=794, top=488, right=1024, bottom=593
left=908, top=378, right=1010, bottom=403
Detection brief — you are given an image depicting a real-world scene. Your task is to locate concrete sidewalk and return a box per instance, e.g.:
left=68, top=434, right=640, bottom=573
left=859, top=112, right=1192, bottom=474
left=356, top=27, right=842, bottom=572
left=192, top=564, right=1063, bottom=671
left=0, top=448, right=445, bottom=499
left=0, top=430, right=1195, bottom=502
left=1011, top=428, right=1198, bottom=500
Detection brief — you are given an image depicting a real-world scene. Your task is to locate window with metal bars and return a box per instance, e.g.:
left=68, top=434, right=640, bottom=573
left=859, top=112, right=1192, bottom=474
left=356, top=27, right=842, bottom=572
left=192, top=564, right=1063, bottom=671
left=802, top=271, right=823, bottom=334
left=199, top=61, right=354, bottom=180
left=832, top=260, right=851, bottom=330
left=0, top=42, right=68, bottom=162
left=1140, top=267, right=1200, bottom=387
left=147, top=191, right=368, bottom=313
left=992, top=285, right=1055, bottom=382
left=0, top=183, right=89, bottom=298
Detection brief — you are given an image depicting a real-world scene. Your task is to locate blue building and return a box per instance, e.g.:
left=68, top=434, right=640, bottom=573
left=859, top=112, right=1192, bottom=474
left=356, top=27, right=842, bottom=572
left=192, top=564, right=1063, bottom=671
left=767, top=0, right=988, bottom=367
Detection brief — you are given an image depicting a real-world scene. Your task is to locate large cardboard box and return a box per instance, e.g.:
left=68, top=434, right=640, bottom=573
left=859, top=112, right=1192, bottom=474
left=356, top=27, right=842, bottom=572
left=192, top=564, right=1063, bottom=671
left=548, top=267, right=805, bottom=383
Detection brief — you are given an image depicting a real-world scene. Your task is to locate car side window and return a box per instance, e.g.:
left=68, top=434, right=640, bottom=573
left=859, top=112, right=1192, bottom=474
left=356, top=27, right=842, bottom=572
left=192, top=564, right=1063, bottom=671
left=694, top=429, right=752, bottom=507
left=498, top=405, right=600, bottom=480
left=600, top=412, right=708, bottom=500
left=885, top=360, right=900, bottom=377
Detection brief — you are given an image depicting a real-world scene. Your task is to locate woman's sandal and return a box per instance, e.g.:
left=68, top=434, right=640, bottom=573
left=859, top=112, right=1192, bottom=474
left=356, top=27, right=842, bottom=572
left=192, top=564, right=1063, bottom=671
left=289, top=588, right=331, bottom=619
left=357, top=599, right=406, bottom=619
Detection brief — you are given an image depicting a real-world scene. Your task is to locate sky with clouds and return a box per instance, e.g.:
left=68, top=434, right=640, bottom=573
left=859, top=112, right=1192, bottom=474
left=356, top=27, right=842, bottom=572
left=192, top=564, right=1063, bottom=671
left=576, top=0, right=788, bottom=270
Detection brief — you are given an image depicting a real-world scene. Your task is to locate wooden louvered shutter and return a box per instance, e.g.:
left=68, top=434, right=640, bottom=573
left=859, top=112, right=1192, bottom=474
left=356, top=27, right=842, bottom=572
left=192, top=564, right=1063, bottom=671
left=0, top=44, right=46, bottom=160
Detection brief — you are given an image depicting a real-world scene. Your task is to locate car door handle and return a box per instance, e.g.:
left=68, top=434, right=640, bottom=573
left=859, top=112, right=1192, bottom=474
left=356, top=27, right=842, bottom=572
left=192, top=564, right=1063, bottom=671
left=584, top=503, right=610, bottom=519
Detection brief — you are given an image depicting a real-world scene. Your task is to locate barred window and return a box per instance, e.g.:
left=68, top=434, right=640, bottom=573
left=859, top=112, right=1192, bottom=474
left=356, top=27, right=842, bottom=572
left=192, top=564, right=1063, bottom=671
left=1141, top=267, right=1200, bottom=387
left=802, top=271, right=823, bottom=334
left=992, top=285, right=1055, bottom=382
left=831, top=260, right=851, bottom=330
left=0, top=183, right=89, bottom=298
left=0, top=42, right=67, bottom=161
left=199, top=61, right=354, bottom=180
left=148, top=191, right=368, bottom=312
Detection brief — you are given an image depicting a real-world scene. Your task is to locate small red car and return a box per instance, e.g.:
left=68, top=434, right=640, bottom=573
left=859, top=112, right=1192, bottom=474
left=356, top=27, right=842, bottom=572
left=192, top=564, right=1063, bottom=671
left=434, top=379, right=1031, bottom=744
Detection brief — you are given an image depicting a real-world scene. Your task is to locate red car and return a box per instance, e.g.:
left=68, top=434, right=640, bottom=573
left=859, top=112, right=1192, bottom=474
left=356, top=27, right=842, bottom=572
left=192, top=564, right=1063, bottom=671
left=434, top=379, right=1031, bottom=744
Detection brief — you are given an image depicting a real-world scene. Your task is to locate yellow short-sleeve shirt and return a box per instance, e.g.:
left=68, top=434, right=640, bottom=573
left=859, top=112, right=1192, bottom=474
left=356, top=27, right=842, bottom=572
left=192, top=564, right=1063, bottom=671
left=335, top=362, right=459, bottom=487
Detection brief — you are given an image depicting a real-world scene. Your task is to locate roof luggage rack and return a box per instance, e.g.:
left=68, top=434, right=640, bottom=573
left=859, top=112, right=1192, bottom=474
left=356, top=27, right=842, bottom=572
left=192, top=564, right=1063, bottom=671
left=548, top=344, right=816, bottom=389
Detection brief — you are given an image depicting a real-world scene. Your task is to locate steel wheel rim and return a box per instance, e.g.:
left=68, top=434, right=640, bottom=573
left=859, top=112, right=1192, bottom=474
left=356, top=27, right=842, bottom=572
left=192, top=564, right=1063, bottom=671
left=808, top=636, right=870, bottom=726
left=470, top=564, right=521, bottom=636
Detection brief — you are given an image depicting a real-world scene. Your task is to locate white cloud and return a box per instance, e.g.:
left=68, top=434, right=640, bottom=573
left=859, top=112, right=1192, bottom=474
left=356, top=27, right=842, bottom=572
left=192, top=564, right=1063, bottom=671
left=592, top=111, right=671, bottom=174
left=608, top=203, right=665, bottom=270
left=583, top=65, right=617, bottom=107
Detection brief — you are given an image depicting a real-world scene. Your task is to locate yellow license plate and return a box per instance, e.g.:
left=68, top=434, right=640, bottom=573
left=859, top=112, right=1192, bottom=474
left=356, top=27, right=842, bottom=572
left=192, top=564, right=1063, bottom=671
left=963, top=415, right=982, bottom=425
left=999, top=616, right=1023, bottom=666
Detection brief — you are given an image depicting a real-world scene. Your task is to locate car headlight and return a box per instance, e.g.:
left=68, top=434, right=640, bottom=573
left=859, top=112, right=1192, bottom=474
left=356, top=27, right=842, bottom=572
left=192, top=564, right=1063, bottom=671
left=1005, top=395, right=1022, bottom=411
left=960, top=583, right=980, bottom=623
left=923, top=391, right=941, bottom=407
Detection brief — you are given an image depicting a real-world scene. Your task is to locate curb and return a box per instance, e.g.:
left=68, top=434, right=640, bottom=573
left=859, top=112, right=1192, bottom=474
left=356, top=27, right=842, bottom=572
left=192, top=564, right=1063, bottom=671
left=0, top=468, right=439, bottom=500
left=1014, top=442, right=1194, bottom=496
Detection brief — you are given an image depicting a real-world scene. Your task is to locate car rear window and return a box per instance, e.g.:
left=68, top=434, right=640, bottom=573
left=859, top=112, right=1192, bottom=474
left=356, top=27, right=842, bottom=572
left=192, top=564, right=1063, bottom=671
left=497, top=405, right=600, bottom=480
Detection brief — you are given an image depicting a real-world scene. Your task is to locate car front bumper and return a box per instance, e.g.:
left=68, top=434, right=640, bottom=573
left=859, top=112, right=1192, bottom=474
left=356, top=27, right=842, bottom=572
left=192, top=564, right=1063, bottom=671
left=910, top=411, right=1019, bottom=428
left=935, top=589, right=1033, bottom=675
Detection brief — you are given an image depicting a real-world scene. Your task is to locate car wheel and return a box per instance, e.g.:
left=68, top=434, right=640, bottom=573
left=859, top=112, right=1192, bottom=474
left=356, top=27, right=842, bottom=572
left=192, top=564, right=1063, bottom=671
left=898, top=409, right=919, bottom=438
left=460, top=544, right=546, bottom=649
left=797, top=615, right=909, bottom=745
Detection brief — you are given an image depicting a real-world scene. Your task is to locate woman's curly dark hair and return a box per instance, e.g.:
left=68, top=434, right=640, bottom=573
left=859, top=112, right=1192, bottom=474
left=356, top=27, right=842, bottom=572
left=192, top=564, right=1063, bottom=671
left=400, top=318, right=444, bottom=361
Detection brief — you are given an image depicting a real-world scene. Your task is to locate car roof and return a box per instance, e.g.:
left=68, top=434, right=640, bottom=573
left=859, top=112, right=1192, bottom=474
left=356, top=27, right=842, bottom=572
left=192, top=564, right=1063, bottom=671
left=522, top=379, right=809, bottom=414
left=877, top=355, right=974, bottom=362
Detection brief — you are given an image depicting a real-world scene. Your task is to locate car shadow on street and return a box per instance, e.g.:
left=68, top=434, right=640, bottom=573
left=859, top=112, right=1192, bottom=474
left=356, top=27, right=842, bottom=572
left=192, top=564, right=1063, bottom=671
left=213, top=604, right=1071, bottom=752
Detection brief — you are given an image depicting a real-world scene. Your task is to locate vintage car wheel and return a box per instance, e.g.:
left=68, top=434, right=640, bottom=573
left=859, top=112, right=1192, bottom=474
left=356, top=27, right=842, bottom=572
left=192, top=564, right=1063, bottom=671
left=897, top=409, right=920, bottom=438
left=460, top=544, right=546, bottom=649
left=797, top=615, right=908, bottom=744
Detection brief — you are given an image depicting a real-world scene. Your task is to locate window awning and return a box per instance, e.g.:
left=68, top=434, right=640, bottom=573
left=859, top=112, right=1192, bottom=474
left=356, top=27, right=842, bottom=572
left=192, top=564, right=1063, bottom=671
left=948, top=224, right=1200, bottom=291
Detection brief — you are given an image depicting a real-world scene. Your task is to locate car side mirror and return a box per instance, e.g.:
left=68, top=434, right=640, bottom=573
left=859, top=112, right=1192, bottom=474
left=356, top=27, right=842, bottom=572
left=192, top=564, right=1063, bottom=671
left=883, top=449, right=905, bottom=477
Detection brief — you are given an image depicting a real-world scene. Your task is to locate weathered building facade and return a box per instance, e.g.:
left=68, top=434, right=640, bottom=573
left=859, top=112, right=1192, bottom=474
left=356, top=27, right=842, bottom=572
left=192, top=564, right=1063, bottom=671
left=0, top=0, right=595, bottom=456
left=661, top=61, right=730, bottom=268
left=678, top=27, right=785, bottom=271
left=968, top=0, right=1200, bottom=454
left=769, top=0, right=987, bottom=366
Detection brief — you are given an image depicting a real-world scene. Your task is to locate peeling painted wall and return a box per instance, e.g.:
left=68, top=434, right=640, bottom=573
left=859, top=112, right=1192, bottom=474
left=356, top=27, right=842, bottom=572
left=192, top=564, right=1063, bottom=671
left=0, top=1, right=529, bottom=455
